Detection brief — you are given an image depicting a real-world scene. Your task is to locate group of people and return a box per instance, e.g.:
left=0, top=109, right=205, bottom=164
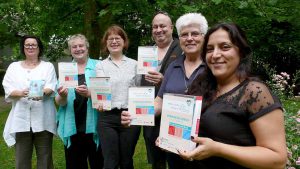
left=2, top=11, right=287, bottom=169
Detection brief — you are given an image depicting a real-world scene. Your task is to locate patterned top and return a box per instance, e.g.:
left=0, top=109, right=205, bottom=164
left=96, top=55, right=141, bottom=109
left=193, top=79, right=282, bottom=169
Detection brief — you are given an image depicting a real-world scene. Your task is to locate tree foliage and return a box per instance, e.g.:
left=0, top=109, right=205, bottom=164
left=0, top=0, right=299, bottom=75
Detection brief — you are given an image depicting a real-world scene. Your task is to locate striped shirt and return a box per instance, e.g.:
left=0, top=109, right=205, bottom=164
left=96, top=55, right=141, bottom=109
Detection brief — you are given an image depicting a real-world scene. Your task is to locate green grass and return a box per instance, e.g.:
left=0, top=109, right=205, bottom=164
left=0, top=104, right=151, bottom=169
left=283, top=99, right=300, bottom=169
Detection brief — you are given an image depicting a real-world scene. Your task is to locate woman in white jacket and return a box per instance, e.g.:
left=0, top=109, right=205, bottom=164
left=2, top=35, right=57, bottom=169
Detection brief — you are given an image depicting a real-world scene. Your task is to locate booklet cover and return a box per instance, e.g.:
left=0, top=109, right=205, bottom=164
left=28, top=80, right=45, bottom=98
left=128, top=87, right=155, bottom=126
left=137, top=46, right=158, bottom=74
left=58, top=62, right=78, bottom=88
left=90, top=77, right=112, bottom=110
left=158, top=93, right=202, bottom=154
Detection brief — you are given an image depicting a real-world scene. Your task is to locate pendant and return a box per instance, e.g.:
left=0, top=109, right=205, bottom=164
left=185, top=89, right=188, bottom=93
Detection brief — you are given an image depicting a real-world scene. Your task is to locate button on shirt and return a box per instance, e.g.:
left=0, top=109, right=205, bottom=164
left=96, top=55, right=141, bottom=109
left=158, top=54, right=205, bottom=97
left=2, top=61, right=57, bottom=146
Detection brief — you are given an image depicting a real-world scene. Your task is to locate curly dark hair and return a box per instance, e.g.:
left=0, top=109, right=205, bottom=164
left=189, top=23, right=252, bottom=110
left=20, top=35, right=44, bottom=59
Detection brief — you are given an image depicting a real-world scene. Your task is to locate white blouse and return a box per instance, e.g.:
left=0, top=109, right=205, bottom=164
left=2, top=61, right=57, bottom=146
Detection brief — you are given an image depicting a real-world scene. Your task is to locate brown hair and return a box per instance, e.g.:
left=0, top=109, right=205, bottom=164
left=101, top=25, right=129, bottom=54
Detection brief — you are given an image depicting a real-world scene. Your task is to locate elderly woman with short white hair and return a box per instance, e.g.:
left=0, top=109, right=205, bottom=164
left=156, top=12, right=209, bottom=169
left=121, top=12, right=209, bottom=169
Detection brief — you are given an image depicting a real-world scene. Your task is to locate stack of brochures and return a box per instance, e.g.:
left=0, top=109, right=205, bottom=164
left=89, top=77, right=112, bottom=110
left=128, top=87, right=155, bottom=126
left=158, top=93, right=202, bottom=154
left=28, top=80, right=45, bottom=98
left=137, top=46, right=158, bottom=74
left=58, top=62, right=78, bottom=88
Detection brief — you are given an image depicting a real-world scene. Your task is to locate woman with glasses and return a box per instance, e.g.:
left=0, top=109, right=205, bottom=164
left=96, top=25, right=141, bottom=169
left=2, top=35, right=57, bottom=169
left=156, top=12, right=208, bottom=169
left=122, top=13, right=208, bottom=169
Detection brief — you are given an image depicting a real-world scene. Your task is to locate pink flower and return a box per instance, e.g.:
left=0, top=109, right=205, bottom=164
left=296, top=118, right=300, bottom=123
left=296, top=157, right=300, bottom=165
left=280, top=72, right=289, bottom=78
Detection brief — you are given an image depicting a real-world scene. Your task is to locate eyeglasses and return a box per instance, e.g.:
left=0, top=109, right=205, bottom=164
left=24, top=44, right=38, bottom=49
left=107, top=37, right=122, bottom=43
left=180, top=31, right=204, bottom=40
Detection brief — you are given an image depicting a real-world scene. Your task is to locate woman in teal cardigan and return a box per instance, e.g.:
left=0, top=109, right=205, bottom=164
left=55, top=34, right=104, bottom=169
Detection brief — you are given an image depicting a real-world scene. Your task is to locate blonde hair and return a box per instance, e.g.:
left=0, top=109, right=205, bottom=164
left=67, top=34, right=89, bottom=51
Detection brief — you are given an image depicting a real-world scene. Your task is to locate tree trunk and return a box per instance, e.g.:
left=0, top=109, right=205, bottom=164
left=84, top=0, right=113, bottom=59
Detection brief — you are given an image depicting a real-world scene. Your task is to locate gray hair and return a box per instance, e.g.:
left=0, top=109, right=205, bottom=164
left=175, top=13, right=208, bottom=35
left=67, top=34, right=89, bottom=51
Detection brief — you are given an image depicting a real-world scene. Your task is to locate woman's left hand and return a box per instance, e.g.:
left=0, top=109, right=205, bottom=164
left=178, top=136, right=218, bottom=161
left=75, top=85, right=91, bottom=98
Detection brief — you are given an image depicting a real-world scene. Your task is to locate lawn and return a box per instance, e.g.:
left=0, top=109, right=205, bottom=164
left=0, top=100, right=151, bottom=169
left=1, top=98, right=299, bottom=169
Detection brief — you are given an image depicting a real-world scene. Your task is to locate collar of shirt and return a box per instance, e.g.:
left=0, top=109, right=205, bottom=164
left=173, top=54, right=206, bottom=70
left=107, top=55, right=127, bottom=62
left=71, top=57, right=95, bottom=70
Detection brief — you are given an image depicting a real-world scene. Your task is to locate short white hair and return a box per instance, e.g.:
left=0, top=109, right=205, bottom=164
left=175, top=13, right=208, bottom=35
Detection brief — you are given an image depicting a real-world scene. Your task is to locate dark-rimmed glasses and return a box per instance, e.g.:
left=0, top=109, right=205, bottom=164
left=24, top=44, right=38, bottom=49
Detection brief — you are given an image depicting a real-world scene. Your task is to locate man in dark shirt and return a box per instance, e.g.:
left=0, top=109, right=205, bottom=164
left=141, top=11, right=182, bottom=169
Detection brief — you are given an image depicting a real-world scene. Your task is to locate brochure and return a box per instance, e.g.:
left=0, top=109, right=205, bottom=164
left=58, top=62, right=78, bottom=88
left=158, top=93, right=202, bottom=154
left=28, top=80, right=45, bottom=98
left=89, top=77, right=111, bottom=110
left=137, top=46, right=158, bottom=74
left=128, top=87, right=155, bottom=126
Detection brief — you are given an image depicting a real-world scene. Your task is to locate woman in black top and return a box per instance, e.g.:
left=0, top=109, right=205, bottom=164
left=179, top=23, right=287, bottom=169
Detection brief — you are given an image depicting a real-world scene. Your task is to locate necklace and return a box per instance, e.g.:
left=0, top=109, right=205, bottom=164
left=183, top=67, right=201, bottom=93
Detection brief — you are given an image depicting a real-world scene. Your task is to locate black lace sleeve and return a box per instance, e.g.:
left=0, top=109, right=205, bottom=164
left=243, top=81, right=283, bottom=122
